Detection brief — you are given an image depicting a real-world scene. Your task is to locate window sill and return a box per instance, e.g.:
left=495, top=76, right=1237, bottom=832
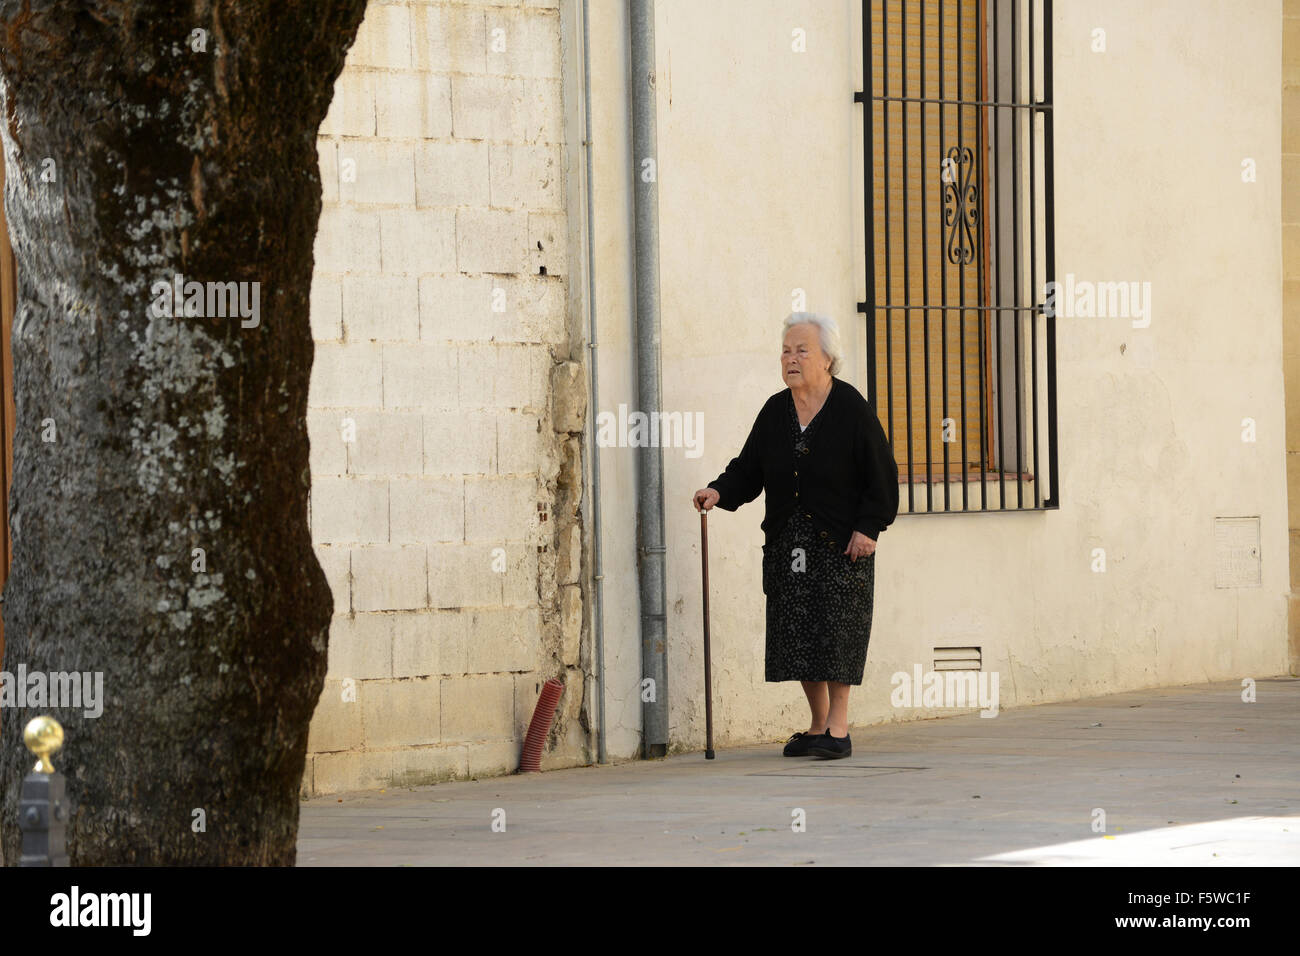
left=898, top=468, right=1036, bottom=484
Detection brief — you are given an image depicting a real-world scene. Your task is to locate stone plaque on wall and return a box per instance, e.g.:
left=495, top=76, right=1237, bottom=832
left=1214, top=516, right=1261, bottom=588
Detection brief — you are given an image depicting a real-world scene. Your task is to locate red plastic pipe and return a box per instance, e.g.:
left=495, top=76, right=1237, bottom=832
left=518, top=678, right=564, bottom=773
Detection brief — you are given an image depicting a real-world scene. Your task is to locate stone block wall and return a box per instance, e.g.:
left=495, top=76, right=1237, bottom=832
left=303, top=0, right=588, bottom=795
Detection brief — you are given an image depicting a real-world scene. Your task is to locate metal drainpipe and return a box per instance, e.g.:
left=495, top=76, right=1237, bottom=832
left=579, top=0, right=608, bottom=764
left=628, top=0, right=668, bottom=758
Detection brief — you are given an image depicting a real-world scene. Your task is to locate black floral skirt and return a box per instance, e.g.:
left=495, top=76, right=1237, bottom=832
left=762, top=511, right=876, bottom=684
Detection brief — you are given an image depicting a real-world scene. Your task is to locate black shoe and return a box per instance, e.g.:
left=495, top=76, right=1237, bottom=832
left=782, top=731, right=825, bottom=756
left=807, top=729, right=851, bottom=759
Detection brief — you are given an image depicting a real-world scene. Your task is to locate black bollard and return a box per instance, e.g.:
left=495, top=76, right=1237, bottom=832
left=18, top=716, right=68, bottom=867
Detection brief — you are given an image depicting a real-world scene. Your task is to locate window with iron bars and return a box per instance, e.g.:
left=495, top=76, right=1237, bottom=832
left=856, top=0, right=1058, bottom=514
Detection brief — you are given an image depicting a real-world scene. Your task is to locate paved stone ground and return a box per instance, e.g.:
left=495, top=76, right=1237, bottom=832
left=297, top=679, right=1300, bottom=866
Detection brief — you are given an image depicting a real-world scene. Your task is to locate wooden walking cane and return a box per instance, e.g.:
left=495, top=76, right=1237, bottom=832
left=700, top=509, right=715, bottom=759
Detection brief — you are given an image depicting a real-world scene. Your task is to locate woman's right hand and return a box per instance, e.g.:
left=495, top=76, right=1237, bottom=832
left=693, top=488, right=720, bottom=512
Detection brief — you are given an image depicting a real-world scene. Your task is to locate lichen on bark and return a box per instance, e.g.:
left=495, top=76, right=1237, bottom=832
left=0, top=0, right=369, bottom=865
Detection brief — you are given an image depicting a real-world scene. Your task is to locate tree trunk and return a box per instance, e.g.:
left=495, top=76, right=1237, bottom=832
left=0, top=0, right=367, bottom=865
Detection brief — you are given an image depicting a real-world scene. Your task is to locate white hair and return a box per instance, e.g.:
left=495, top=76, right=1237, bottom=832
left=782, top=312, right=843, bottom=376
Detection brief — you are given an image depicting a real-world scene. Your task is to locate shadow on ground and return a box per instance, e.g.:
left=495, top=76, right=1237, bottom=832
left=298, top=680, right=1300, bottom=866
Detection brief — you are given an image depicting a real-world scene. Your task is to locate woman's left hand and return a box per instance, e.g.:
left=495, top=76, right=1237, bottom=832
left=844, top=531, right=876, bottom=561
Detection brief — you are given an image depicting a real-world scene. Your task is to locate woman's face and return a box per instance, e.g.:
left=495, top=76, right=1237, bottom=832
left=782, top=324, right=831, bottom=388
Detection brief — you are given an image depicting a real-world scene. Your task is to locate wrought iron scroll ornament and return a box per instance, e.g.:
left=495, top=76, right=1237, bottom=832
left=942, top=146, right=979, bottom=265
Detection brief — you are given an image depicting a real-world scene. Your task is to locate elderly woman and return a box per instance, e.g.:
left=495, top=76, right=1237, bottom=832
left=692, top=312, right=899, bottom=759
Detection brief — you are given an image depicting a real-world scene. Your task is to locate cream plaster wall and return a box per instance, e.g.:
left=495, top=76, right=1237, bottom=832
left=588, top=0, right=1290, bottom=759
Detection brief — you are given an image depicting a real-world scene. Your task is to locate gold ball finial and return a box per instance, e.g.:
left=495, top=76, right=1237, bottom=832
left=23, top=716, right=63, bottom=774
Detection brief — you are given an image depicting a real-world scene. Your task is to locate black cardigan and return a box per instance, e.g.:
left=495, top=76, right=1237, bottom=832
left=707, top=377, right=900, bottom=545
